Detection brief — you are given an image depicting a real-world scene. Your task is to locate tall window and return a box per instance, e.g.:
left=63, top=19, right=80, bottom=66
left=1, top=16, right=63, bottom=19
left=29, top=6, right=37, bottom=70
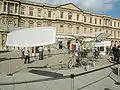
left=84, top=28, right=86, bottom=33
left=99, top=19, right=101, bottom=25
left=118, top=31, right=120, bottom=37
left=114, top=30, right=116, bottom=37
left=48, top=11, right=51, bottom=17
left=105, top=19, right=107, bottom=25
left=90, top=17, right=92, bottom=23
left=118, top=22, right=120, bottom=27
left=90, top=28, right=92, bottom=33
left=60, top=24, right=64, bottom=33
left=114, top=21, right=116, bottom=27
left=106, top=30, right=108, bottom=33
left=68, top=24, right=72, bottom=34
left=84, top=16, right=86, bottom=22
left=60, top=12, right=63, bottom=18
left=29, top=7, right=34, bottom=16
left=8, top=3, right=14, bottom=13
left=110, top=21, right=112, bottom=26
left=111, top=30, right=113, bottom=36
left=37, top=8, right=41, bottom=17
left=77, top=14, right=79, bottom=20
left=15, top=4, right=18, bottom=13
left=21, top=6, right=25, bottom=15
left=68, top=12, right=72, bottom=20
left=60, top=24, right=63, bottom=28
left=0, top=2, right=2, bottom=11
left=95, top=28, right=97, bottom=32
left=76, top=27, right=79, bottom=34
left=3, top=2, right=6, bottom=12
left=95, top=18, right=97, bottom=24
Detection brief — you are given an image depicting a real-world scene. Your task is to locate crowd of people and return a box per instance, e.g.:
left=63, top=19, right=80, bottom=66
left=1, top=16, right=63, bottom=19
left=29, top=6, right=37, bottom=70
left=21, top=41, right=120, bottom=64
left=93, top=44, right=120, bottom=63
left=21, top=46, right=52, bottom=64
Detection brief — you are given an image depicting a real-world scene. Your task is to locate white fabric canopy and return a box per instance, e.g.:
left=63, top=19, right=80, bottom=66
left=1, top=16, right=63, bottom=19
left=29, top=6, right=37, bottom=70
left=96, top=33, right=111, bottom=41
left=6, top=27, right=56, bottom=47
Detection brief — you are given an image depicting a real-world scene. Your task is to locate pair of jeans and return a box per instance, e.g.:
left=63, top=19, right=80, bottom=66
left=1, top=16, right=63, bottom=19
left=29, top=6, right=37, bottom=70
left=24, top=55, right=30, bottom=64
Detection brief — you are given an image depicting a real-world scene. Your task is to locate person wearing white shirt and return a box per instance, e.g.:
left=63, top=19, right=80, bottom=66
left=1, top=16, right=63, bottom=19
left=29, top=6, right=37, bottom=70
left=39, top=46, right=44, bottom=60
left=24, top=47, right=30, bottom=64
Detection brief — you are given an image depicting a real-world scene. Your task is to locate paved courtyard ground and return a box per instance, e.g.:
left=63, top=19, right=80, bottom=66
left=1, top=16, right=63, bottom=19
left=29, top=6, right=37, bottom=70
left=0, top=50, right=120, bottom=90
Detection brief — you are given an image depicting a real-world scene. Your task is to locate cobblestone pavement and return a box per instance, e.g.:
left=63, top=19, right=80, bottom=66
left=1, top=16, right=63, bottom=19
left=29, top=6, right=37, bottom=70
left=0, top=50, right=120, bottom=90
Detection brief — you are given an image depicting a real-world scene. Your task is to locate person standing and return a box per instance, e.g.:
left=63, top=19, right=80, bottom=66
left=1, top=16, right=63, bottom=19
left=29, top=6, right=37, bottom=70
left=38, top=46, right=44, bottom=60
left=24, top=48, right=30, bottom=64
left=112, top=44, right=118, bottom=62
left=118, top=46, right=120, bottom=63
left=59, top=41, right=63, bottom=49
left=69, top=42, right=73, bottom=57
left=106, top=46, right=109, bottom=54
left=21, top=47, right=25, bottom=59
left=47, top=45, right=51, bottom=57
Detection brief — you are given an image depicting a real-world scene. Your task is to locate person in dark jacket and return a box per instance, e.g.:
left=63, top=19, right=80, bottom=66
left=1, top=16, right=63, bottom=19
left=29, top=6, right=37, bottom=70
left=112, top=44, right=118, bottom=62
left=117, top=46, right=120, bottom=63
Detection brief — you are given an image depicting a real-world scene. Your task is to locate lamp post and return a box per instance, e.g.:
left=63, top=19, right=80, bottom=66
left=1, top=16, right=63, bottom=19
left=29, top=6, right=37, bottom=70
left=6, top=2, right=13, bottom=76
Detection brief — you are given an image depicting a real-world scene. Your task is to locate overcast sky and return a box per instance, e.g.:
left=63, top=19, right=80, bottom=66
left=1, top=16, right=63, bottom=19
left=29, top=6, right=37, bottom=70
left=27, top=0, right=120, bottom=18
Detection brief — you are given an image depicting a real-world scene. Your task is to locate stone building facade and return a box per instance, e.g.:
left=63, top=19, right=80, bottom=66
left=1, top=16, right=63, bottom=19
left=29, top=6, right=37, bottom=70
left=0, top=0, right=120, bottom=50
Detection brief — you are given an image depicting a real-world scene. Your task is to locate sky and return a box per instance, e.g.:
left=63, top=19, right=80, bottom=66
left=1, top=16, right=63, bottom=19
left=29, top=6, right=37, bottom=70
left=27, top=0, right=120, bottom=18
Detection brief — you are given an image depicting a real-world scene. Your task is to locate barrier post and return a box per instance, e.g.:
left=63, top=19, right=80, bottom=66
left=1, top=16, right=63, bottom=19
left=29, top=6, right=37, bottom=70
left=7, top=58, right=13, bottom=76
left=70, top=74, right=75, bottom=90
left=118, top=64, right=120, bottom=76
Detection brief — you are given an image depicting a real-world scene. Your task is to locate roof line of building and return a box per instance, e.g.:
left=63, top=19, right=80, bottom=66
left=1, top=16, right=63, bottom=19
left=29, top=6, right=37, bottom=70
left=4, top=0, right=120, bottom=20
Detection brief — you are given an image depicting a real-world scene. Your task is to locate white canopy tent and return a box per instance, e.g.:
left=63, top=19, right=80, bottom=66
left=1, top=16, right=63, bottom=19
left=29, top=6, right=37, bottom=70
left=6, top=27, right=56, bottom=47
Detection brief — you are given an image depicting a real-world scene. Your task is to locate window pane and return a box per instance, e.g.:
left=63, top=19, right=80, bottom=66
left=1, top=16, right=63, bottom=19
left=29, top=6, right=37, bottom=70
left=110, top=21, right=112, bottom=26
left=95, top=18, right=97, bottom=24
left=68, top=13, right=72, bottom=20
left=37, top=8, right=41, bottom=17
left=60, top=12, right=63, bottom=18
left=15, top=4, right=18, bottom=13
left=114, top=21, right=116, bottom=27
left=48, top=11, right=51, bottom=17
left=29, top=7, right=34, bottom=16
left=4, top=2, right=6, bottom=12
left=90, top=17, right=92, bottom=23
left=84, top=16, right=86, bottom=22
left=21, top=6, right=25, bottom=15
left=77, top=14, right=79, bottom=20
left=76, top=27, right=79, bottom=33
left=118, top=22, right=119, bottom=27
left=99, top=19, right=101, bottom=25
left=0, top=2, right=2, bottom=11
left=8, top=3, right=14, bottom=13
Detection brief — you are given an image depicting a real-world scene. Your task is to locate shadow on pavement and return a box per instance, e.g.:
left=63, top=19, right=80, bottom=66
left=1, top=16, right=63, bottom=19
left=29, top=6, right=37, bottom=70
left=29, top=69, right=63, bottom=78
left=104, top=88, right=111, bottom=90
left=0, top=57, right=21, bottom=62
left=0, top=50, right=10, bottom=53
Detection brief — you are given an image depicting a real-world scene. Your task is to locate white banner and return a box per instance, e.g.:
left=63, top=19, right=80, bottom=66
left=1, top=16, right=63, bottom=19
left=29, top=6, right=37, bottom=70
left=6, top=27, right=56, bottom=47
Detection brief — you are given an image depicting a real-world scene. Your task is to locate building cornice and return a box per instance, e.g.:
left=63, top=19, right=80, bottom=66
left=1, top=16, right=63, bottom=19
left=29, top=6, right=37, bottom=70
left=3, top=0, right=120, bottom=21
